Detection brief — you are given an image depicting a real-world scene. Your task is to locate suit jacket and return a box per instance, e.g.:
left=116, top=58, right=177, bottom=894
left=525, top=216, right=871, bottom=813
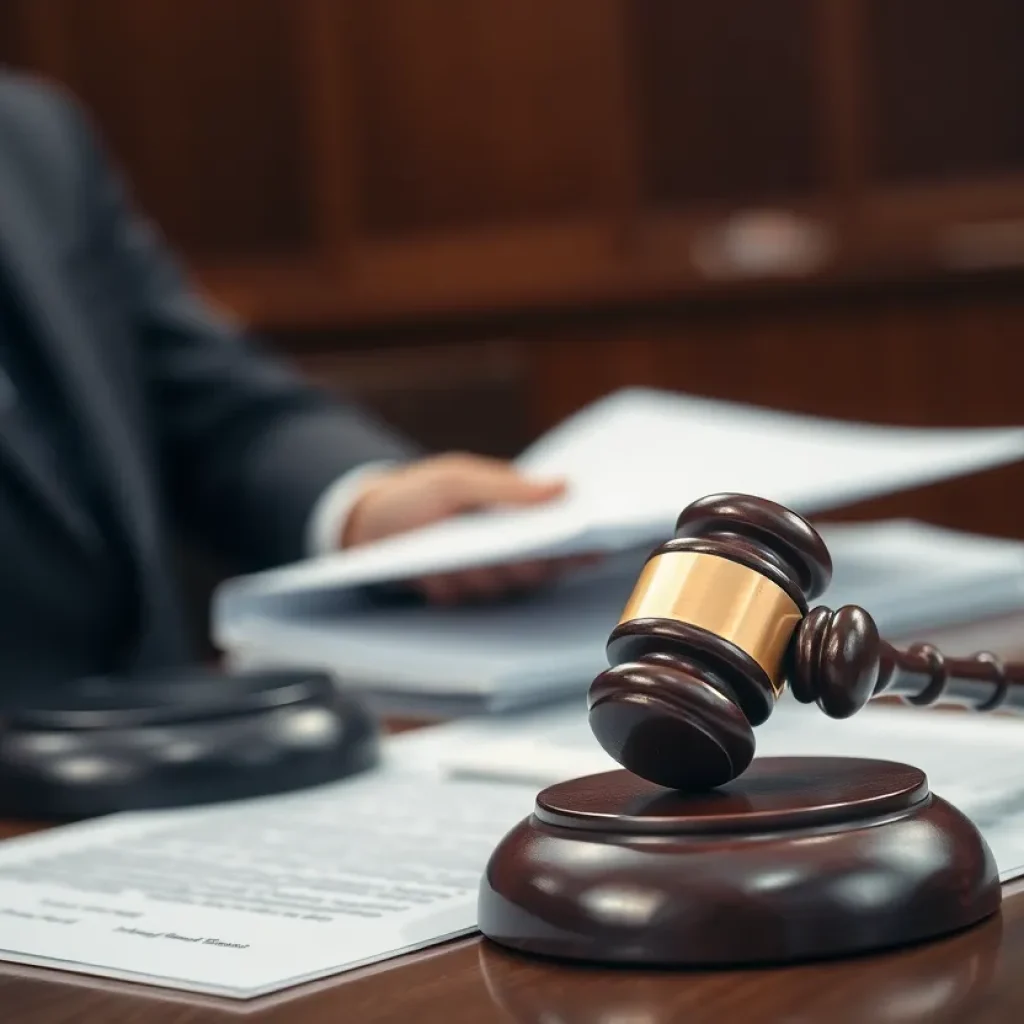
left=0, top=74, right=416, bottom=688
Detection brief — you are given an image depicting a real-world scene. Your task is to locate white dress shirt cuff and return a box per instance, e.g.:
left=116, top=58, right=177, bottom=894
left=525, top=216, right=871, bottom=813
left=305, top=461, right=397, bottom=557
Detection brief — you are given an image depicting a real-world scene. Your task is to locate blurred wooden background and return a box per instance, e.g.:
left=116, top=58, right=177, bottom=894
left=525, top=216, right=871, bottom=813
left=3, top=0, right=1024, bottom=537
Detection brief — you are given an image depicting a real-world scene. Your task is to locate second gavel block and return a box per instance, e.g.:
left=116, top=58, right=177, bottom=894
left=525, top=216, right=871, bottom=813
left=478, top=494, right=1013, bottom=966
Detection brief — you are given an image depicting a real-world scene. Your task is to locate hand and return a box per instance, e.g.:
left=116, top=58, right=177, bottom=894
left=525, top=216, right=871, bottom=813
left=341, top=453, right=591, bottom=604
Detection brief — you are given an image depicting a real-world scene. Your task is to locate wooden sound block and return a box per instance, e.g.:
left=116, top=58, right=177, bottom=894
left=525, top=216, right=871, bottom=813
left=478, top=757, right=1001, bottom=966
left=0, top=667, right=381, bottom=818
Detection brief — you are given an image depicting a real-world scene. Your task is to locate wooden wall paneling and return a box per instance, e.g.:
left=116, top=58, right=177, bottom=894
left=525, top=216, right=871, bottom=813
left=866, top=0, right=1024, bottom=186
left=288, top=337, right=532, bottom=458
left=814, top=0, right=869, bottom=268
left=816, top=0, right=868, bottom=202
left=326, top=0, right=642, bottom=320
left=627, top=0, right=824, bottom=209
left=0, top=3, right=31, bottom=67
left=2, top=0, right=1023, bottom=369
left=298, top=0, right=360, bottom=270
left=39, top=0, right=320, bottom=266
left=0, top=0, right=70, bottom=76
left=855, top=0, right=1024, bottom=280
left=597, top=0, right=648, bottom=255
left=532, top=291, right=1024, bottom=428
left=201, top=0, right=646, bottom=329
left=621, top=0, right=845, bottom=300
left=347, top=0, right=626, bottom=234
left=859, top=177, right=1024, bottom=279
left=5, top=0, right=1024, bottom=329
left=527, top=332, right=662, bottom=429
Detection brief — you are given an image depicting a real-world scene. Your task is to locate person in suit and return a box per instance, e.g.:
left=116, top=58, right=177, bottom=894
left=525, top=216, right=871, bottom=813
left=0, top=73, right=568, bottom=690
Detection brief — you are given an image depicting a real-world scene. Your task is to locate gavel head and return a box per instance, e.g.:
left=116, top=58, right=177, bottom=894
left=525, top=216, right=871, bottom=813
left=588, top=493, right=853, bottom=791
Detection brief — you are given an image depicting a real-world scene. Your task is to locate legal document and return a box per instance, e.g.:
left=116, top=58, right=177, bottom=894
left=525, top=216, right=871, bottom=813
left=0, top=772, right=537, bottom=998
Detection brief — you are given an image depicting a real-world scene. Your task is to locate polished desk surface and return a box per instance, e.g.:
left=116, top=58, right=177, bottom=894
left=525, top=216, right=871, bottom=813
left=2, top=612, right=1024, bottom=1023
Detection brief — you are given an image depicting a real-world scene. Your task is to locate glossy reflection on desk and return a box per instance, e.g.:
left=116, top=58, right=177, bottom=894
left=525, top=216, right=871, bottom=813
left=478, top=899, right=1011, bottom=1024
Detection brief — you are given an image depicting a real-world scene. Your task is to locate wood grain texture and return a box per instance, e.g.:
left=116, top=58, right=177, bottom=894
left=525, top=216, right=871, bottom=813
left=628, top=0, right=823, bottom=206
left=348, top=0, right=624, bottom=236
left=866, top=0, right=1024, bottom=184
left=43, top=0, right=316, bottom=262
left=0, top=4, right=33, bottom=67
left=287, top=337, right=531, bottom=457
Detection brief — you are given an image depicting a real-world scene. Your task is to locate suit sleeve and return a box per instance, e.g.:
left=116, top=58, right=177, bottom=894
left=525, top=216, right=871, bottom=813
left=64, top=97, right=420, bottom=572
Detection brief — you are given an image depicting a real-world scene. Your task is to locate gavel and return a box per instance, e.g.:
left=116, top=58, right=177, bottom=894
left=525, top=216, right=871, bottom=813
left=478, top=492, right=1017, bottom=966
left=588, top=492, right=1024, bottom=791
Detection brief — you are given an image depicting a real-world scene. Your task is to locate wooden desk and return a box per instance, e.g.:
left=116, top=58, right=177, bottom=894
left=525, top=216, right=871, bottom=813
left=1, top=613, right=1023, bottom=1023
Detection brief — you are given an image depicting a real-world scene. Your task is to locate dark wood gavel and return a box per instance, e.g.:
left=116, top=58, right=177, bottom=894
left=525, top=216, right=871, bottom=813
left=588, top=493, right=1024, bottom=791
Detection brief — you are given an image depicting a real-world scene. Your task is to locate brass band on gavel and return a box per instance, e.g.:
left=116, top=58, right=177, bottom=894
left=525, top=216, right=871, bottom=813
left=617, top=552, right=802, bottom=698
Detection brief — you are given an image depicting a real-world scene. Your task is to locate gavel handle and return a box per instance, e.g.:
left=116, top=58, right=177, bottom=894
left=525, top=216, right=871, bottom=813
left=873, top=642, right=1024, bottom=713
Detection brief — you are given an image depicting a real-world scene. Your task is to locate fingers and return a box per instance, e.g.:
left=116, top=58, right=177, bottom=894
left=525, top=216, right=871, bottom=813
left=498, top=560, right=552, bottom=590
left=415, top=573, right=462, bottom=605
left=412, top=554, right=600, bottom=606
left=423, top=454, right=566, bottom=512
left=445, top=567, right=510, bottom=602
left=414, top=567, right=536, bottom=605
left=342, top=453, right=569, bottom=547
left=555, top=553, right=604, bottom=571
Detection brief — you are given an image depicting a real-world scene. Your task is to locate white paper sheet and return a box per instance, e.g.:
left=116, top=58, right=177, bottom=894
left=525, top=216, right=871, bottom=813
left=0, top=772, right=537, bottom=999
left=402, top=698, right=1024, bottom=883
left=212, top=388, right=1024, bottom=619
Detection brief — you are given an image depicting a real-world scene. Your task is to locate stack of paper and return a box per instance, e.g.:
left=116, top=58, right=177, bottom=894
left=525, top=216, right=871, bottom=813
left=211, top=388, right=1024, bottom=715
left=219, top=521, right=1024, bottom=715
